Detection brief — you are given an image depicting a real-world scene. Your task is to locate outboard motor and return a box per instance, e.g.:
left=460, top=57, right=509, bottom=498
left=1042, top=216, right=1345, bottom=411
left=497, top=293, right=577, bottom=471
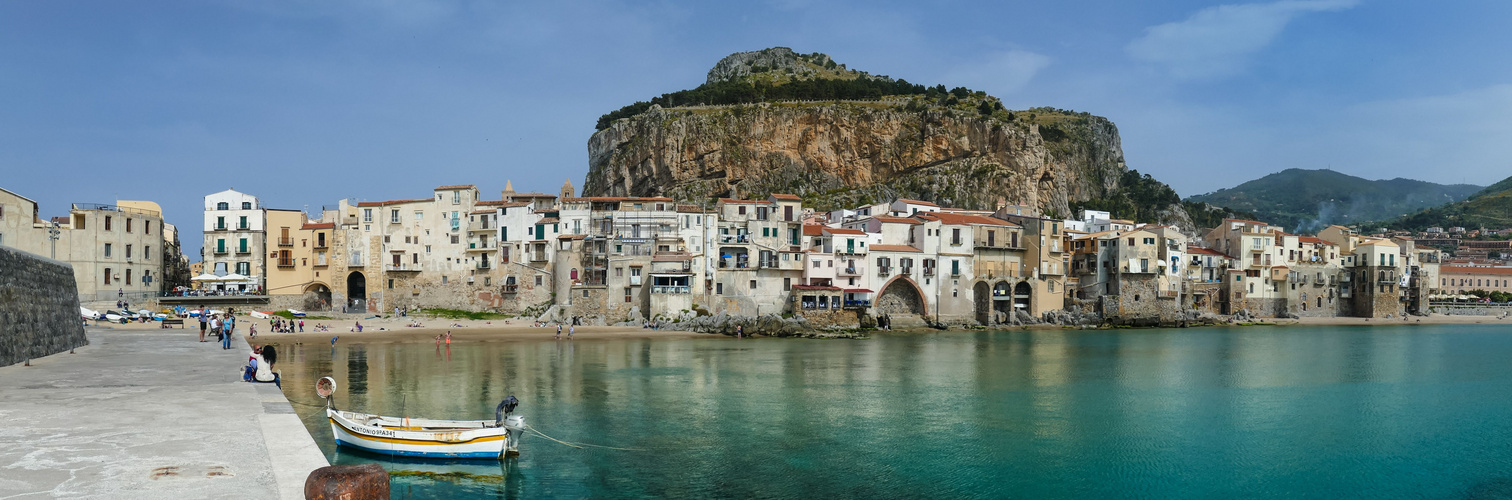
left=495, top=395, right=525, bottom=457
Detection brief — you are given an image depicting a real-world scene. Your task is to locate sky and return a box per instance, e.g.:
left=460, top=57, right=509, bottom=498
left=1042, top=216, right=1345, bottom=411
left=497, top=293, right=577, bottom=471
left=4, top=0, right=1511, bottom=259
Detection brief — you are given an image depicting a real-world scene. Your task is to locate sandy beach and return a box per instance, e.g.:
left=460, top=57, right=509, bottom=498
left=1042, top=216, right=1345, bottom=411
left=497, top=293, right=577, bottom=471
left=1291, top=314, right=1512, bottom=327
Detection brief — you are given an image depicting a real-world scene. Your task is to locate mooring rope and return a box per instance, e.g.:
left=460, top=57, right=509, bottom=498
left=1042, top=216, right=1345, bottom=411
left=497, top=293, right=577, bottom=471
left=525, top=424, right=643, bottom=452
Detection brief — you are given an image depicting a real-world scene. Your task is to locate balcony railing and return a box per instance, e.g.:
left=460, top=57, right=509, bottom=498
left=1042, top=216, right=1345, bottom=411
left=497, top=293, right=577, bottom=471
left=277, top=259, right=294, bottom=268
left=900, top=266, right=912, bottom=275
left=385, top=263, right=421, bottom=272
left=313, top=260, right=327, bottom=268
left=502, top=284, right=518, bottom=293
left=236, top=248, right=251, bottom=255
left=277, top=237, right=293, bottom=247
left=839, top=267, right=861, bottom=276
left=313, top=241, right=328, bottom=249
left=652, top=285, right=690, bottom=294
left=476, top=261, right=491, bottom=270
left=213, top=248, right=228, bottom=255
left=877, top=267, right=890, bottom=276
left=530, top=254, right=549, bottom=263
left=213, top=225, right=228, bottom=231
left=629, top=275, right=642, bottom=286
left=922, top=268, right=935, bottom=277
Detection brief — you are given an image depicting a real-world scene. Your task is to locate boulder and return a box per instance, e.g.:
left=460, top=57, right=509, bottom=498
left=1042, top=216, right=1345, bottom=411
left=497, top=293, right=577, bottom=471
left=305, top=463, right=389, bottom=500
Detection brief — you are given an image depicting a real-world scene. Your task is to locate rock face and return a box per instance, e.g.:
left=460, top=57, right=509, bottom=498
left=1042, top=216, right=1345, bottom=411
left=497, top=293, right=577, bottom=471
left=585, top=101, right=1128, bottom=215
left=705, top=47, right=847, bottom=84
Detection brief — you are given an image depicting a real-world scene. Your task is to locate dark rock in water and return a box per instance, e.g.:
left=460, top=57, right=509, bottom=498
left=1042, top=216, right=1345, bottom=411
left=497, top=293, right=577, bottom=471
left=305, top=463, right=389, bottom=500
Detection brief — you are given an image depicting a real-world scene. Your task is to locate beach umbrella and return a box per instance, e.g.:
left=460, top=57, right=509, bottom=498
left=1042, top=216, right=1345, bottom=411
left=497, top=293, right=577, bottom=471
left=191, top=273, right=220, bottom=281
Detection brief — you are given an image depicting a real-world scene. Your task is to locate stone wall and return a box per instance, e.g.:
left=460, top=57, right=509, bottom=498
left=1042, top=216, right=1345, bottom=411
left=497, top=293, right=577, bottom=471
left=0, top=247, right=89, bottom=367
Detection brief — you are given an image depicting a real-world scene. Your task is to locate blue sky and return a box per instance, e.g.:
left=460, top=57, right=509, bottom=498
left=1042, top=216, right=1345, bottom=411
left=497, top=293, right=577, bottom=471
left=3, top=0, right=1511, bottom=258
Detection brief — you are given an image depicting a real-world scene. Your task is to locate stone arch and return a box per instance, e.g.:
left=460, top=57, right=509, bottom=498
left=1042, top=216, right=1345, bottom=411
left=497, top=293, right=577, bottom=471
left=993, top=280, right=1013, bottom=323
left=973, top=281, right=991, bottom=325
left=876, top=276, right=926, bottom=317
left=305, top=282, right=332, bottom=310
left=346, top=272, right=367, bottom=312
left=1013, top=281, right=1033, bottom=312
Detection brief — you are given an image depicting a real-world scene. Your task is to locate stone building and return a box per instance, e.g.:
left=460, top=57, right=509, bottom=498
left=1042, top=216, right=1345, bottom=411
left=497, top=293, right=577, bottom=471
left=0, top=188, right=180, bottom=303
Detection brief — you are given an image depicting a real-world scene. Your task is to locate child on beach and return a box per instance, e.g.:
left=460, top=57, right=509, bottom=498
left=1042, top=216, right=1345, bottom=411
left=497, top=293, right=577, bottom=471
left=556, top=324, right=562, bottom=339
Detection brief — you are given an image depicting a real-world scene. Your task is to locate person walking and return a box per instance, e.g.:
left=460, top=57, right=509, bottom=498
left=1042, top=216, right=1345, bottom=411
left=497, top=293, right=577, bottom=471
left=222, top=316, right=234, bottom=350
left=555, top=324, right=562, bottom=340
left=568, top=324, right=575, bottom=339
left=298, top=319, right=304, bottom=332
left=198, top=310, right=208, bottom=342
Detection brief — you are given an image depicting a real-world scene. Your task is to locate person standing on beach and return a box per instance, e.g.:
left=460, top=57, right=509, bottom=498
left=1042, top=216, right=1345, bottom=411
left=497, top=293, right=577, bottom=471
left=298, top=319, right=304, bottom=332
left=568, top=324, right=575, bottom=339
left=556, top=324, right=562, bottom=340
left=198, top=311, right=208, bottom=342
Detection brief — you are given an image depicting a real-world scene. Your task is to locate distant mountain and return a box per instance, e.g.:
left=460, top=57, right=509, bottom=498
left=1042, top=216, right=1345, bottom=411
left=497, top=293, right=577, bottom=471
left=1381, top=174, right=1512, bottom=230
left=1185, top=168, right=1482, bottom=233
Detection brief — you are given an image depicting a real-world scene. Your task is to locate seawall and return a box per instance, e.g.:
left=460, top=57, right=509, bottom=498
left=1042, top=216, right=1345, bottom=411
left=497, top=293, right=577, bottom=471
left=0, top=246, right=89, bottom=367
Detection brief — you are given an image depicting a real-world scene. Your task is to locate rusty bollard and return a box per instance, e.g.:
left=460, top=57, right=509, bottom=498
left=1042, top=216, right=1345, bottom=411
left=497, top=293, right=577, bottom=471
left=304, top=463, right=389, bottom=500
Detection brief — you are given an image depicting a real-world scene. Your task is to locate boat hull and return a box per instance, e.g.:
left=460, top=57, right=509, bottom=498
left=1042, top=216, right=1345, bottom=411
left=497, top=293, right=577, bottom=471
left=327, top=408, right=508, bottom=459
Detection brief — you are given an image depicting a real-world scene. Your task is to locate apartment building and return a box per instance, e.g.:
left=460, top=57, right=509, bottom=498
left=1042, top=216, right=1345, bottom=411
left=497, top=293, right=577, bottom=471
left=0, top=187, right=179, bottom=301
left=202, top=189, right=265, bottom=292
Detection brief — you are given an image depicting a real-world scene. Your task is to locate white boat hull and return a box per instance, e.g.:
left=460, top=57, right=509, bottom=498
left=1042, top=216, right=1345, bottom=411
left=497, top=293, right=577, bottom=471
left=327, top=408, right=519, bottom=459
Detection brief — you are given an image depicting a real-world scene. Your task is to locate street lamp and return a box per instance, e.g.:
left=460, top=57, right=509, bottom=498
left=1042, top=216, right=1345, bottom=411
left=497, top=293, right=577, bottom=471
left=47, top=221, right=61, bottom=259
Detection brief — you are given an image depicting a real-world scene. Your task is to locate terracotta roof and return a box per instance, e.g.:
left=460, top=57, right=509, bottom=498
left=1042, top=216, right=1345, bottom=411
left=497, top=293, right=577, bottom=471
left=676, top=204, right=705, bottom=213
left=803, top=225, right=824, bottom=236
left=916, top=212, right=1018, bottom=227
left=470, top=209, right=494, bottom=215
left=843, top=288, right=873, bottom=293
left=434, top=184, right=476, bottom=190
left=769, top=193, right=802, bottom=201
left=535, top=217, right=560, bottom=224
left=1186, top=246, right=1233, bottom=258
left=495, top=202, right=532, bottom=209
left=1442, top=266, right=1512, bottom=276
left=872, top=215, right=920, bottom=225
left=301, top=222, right=334, bottom=230
left=475, top=200, right=509, bottom=206
left=822, top=227, right=866, bottom=236
left=719, top=198, right=765, bottom=204
left=356, top=198, right=432, bottom=207
left=557, top=234, right=585, bottom=240
left=1299, top=236, right=1330, bottom=244
left=792, top=285, right=841, bottom=291
left=869, top=244, right=921, bottom=253
left=895, top=198, right=939, bottom=207
left=1225, top=218, right=1271, bottom=226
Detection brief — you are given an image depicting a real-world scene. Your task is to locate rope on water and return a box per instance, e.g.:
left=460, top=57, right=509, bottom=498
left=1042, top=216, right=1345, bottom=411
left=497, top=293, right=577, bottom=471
left=526, top=424, right=643, bottom=452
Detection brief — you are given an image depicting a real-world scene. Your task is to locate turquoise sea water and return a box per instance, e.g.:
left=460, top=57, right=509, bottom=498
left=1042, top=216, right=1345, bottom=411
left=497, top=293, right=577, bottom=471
left=278, top=325, right=1512, bottom=499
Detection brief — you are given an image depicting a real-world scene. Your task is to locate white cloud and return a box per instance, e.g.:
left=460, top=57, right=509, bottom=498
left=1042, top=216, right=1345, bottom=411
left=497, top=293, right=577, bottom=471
left=1127, top=0, right=1357, bottom=79
left=939, top=50, right=1052, bottom=95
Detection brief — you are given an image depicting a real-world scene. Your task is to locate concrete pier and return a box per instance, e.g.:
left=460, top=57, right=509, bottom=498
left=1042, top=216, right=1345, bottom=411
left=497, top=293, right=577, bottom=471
left=0, top=327, right=328, bottom=499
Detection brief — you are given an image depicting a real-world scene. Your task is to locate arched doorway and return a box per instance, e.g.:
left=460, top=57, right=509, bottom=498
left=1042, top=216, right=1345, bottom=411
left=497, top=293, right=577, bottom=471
left=973, top=281, right=991, bottom=325
left=876, top=277, right=925, bottom=316
left=346, top=272, right=367, bottom=313
left=305, top=283, right=332, bottom=311
left=993, top=281, right=1012, bottom=323
left=1013, top=281, right=1032, bottom=312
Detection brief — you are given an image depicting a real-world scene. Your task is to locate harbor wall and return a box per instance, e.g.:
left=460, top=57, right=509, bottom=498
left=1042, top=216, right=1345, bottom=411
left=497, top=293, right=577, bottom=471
left=0, top=246, right=89, bottom=367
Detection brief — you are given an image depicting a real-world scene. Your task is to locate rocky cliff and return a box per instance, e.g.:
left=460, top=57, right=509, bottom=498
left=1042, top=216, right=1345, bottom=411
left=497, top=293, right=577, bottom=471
left=584, top=48, right=1155, bottom=219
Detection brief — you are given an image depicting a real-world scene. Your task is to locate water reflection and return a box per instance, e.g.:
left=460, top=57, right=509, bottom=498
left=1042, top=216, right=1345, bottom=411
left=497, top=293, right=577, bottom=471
left=277, top=325, right=1512, bottom=499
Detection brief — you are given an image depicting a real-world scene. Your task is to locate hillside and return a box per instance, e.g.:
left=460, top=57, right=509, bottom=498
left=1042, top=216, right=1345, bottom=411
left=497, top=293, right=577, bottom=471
left=584, top=47, right=1247, bottom=230
left=1185, top=168, right=1481, bottom=232
left=1382, top=174, right=1512, bottom=230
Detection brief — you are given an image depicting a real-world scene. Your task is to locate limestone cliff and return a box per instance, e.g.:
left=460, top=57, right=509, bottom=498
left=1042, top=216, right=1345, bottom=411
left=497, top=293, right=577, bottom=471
left=584, top=48, right=1142, bottom=218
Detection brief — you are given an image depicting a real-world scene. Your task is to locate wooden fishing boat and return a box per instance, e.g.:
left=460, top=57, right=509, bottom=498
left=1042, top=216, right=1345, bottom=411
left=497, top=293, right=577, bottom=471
left=316, top=377, right=525, bottom=459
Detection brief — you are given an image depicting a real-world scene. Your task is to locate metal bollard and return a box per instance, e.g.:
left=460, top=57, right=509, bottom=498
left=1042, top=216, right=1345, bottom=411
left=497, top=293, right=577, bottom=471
left=304, top=463, right=389, bottom=500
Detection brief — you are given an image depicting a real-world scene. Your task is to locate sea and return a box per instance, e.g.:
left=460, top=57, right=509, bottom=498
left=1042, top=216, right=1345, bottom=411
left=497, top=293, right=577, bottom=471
left=278, top=324, right=1512, bottom=499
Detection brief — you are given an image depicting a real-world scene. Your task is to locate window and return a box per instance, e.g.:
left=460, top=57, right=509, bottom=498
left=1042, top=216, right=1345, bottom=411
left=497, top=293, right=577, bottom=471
left=717, top=283, right=723, bottom=295
left=451, top=235, right=460, bottom=244
left=236, top=262, right=250, bottom=275
left=125, top=244, right=132, bottom=259
left=216, top=216, right=225, bottom=229
left=104, top=243, right=112, bottom=258
left=103, top=268, right=111, bottom=285
left=750, top=280, right=757, bottom=290
left=452, top=191, right=461, bottom=204
left=951, top=259, right=960, bottom=275
left=126, top=219, right=133, bottom=233
left=443, top=276, right=449, bottom=284
left=145, top=221, right=151, bottom=235
left=217, top=202, right=229, bottom=210
left=388, top=279, right=394, bottom=289
left=738, top=206, right=746, bottom=215
left=535, top=275, right=543, bottom=286
left=625, top=287, right=633, bottom=302
left=952, top=228, right=962, bottom=245
left=239, top=216, right=248, bottom=229
left=105, top=216, right=112, bottom=231
left=242, top=202, right=252, bottom=210
left=363, top=209, right=373, bottom=222
left=784, top=278, right=791, bottom=291
left=391, top=210, right=400, bottom=223
left=1143, top=237, right=1155, bottom=245
left=813, top=260, right=821, bottom=268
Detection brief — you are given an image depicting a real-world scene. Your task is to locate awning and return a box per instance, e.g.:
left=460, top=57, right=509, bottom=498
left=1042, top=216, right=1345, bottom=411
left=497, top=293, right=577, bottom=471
left=843, top=288, right=873, bottom=293
left=190, top=273, right=220, bottom=281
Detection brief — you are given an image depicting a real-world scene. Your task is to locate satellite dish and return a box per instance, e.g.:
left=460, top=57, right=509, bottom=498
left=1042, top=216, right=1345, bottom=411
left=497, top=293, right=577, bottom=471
left=316, top=376, right=337, bottom=399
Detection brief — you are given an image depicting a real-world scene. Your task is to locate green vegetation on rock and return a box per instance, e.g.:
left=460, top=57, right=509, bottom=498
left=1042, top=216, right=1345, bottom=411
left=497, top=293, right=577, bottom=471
left=1375, top=173, right=1512, bottom=230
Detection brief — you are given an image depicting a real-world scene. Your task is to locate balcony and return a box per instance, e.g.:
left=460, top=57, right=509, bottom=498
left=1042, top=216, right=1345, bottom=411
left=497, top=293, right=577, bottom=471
left=469, top=225, right=493, bottom=233
left=899, top=266, right=913, bottom=276
left=277, top=237, right=293, bottom=247
left=476, top=261, right=491, bottom=270
left=237, top=225, right=250, bottom=231
left=276, top=259, right=294, bottom=268
left=313, top=260, right=328, bottom=268
left=385, top=263, right=422, bottom=272
left=652, top=285, right=690, bottom=294
left=502, top=284, right=518, bottom=294
left=922, top=267, right=936, bottom=277
left=629, top=275, right=642, bottom=286
left=839, top=267, right=861, bottom=277
left=213, top=248, right=228, bottom=255
left=877, top=267, right=891, bottom=277
left=213, top=224, right=228, bottom=231
left=348, top=258, right=364, bottom=267
left=467, top=242, right=493, bottom=252
left=530, top=253, right=549, bottom=263
left=235, top=248, right=251, bottom=255
left=313, top=241, right=328, bottom=249
left=719, top=234, right=751, bottom=244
